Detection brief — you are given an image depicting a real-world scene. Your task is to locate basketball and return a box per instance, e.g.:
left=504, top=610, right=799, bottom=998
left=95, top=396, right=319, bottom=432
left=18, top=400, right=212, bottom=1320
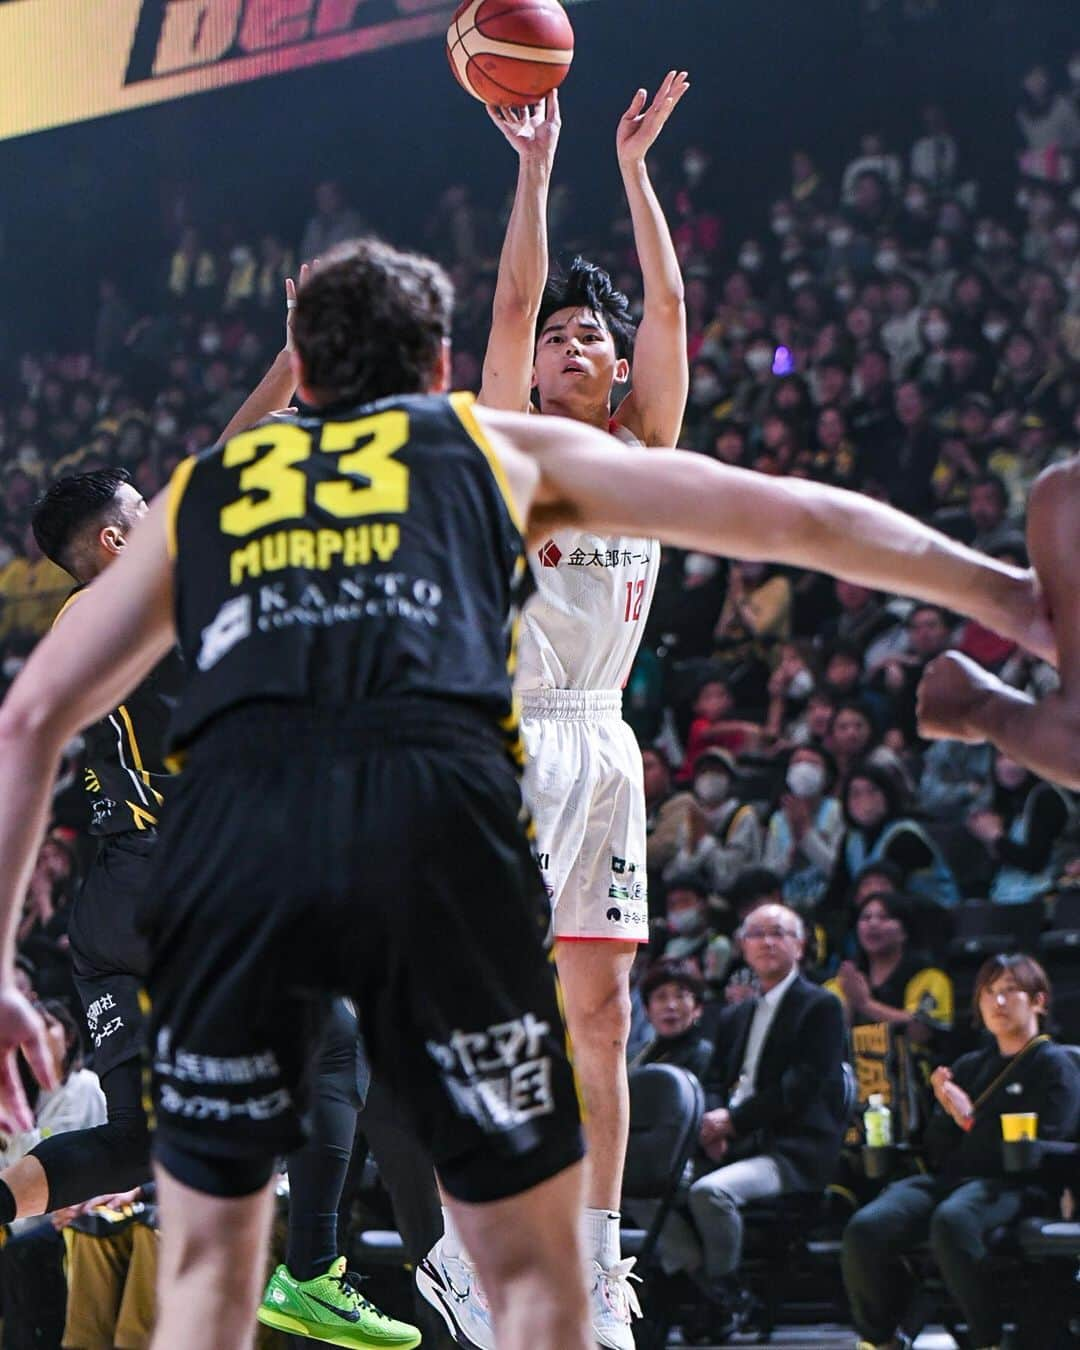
left=446, top=0, right=575, bottom=107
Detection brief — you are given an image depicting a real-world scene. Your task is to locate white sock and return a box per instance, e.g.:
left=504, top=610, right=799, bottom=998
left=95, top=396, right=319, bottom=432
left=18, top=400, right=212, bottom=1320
left=584, top=1207, right=621, bottom=1269
left=440, top=1205, right=466, bottom=1262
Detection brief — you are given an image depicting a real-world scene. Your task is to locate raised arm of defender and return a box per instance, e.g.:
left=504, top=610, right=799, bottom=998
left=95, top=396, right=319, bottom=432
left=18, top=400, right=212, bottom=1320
left=478, top=406, right=1050, bottom=664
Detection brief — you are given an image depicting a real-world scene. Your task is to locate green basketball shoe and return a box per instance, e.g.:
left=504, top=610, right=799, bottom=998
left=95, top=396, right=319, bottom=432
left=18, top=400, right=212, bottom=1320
left=257, top=1257, right=422, bottom=1348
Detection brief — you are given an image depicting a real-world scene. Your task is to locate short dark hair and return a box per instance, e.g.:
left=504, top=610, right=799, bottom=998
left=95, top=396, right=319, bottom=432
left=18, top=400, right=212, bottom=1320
left=536, top=256, right=636, bottom=360
left=970, top=473, right=1009, bottom=510
left=641, top=959, right=706, bottom=1006
left=292, top=238, right=454, bottom=409
left=31, top=468, right=133, bottom=579
left=972, top=952, right=1050, bottom=1027
left=38, top=998, right=82, bottom=1077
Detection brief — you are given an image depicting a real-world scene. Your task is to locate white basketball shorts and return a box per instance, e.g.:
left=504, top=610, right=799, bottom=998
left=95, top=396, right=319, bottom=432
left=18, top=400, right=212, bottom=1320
left=520, top=689, right=648, bottom=943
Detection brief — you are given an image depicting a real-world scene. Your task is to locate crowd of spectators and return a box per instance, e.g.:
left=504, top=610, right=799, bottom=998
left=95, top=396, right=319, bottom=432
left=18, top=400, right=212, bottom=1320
left=1, top=45, right=1080, bottom=1350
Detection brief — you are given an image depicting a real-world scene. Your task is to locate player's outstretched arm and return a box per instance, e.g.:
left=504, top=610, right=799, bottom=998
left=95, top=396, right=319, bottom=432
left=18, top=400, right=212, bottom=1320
left=918, top=459, right=1080, bottom=789
left=478, top=93, right=561, bottom=412
left=218, top=264, right=312, bottom=442
left=0, top=494, right=175, bottom=1123
left=479, top=407, right=1050, bottom=662
left=613, top=71, right=690, bottom=448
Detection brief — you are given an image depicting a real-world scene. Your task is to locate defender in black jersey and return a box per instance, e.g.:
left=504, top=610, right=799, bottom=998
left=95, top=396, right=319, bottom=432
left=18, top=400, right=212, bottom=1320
left=0, top=238, right=1053, bottom=1350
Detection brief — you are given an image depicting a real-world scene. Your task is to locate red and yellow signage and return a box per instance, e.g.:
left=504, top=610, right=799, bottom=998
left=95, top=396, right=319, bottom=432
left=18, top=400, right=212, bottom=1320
left=0, top=0, right=458, bottom=140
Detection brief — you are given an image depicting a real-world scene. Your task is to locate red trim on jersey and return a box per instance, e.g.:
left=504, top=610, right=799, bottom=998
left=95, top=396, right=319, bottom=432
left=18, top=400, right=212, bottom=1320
left=553, top=934, right=648, bottom=945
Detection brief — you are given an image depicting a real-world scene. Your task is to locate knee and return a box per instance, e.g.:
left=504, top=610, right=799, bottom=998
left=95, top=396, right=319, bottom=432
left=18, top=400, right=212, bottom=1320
left=563, top=977, right=631, bottom=1050
left=688, top=1176, right=736, bottom=1221
left=928, top=1202, right=972, bottom=1259
left=842, top=1208, right=885, bottom=1264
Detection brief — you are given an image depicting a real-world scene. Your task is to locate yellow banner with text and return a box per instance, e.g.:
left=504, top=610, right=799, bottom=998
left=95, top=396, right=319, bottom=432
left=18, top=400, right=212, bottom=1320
left=0, top=0, right=458, bottom=141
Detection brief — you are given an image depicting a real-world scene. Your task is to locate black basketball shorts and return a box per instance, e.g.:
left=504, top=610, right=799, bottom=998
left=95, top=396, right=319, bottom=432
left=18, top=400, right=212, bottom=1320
left=140, top=701, right=584, bottom=1204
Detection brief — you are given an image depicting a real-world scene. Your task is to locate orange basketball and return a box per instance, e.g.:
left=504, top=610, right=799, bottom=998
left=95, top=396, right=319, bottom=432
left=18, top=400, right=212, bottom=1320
left=446, top=0, right=575, bottom=107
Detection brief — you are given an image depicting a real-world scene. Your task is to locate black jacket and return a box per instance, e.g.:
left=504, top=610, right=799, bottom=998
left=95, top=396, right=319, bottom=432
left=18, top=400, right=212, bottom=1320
left=703, top=972, right=847, bottom=1190
left=923, top=1038, right=1080, bottom=1180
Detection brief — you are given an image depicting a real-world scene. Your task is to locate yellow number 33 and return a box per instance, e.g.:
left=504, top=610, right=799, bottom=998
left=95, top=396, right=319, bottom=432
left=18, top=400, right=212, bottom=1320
left=220, top=410, right=410, bottom=538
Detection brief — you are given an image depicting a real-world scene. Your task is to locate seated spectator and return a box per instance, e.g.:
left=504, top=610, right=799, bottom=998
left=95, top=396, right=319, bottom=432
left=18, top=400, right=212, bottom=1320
left=678, top=678, right=762, bottom=777
left=966, top=473, right=1018, bottom=553
left=918, top=737, right=993, bottom=822
left=966, top=751, right=1071, bottom=906
left=842, top=954, right=1080, bottom=1350
left=658, top=879, right=713, bottom=967
left=763, top=745, right=843, bottom=913
left=867, top=604, right=954, bottom=747
left=712, top=560, right=792, bottom=677
left=631, top=961, right=714, bottom=1079
left=817, top=581, right=899, bottom=658
left=828, top=700, right=879, bottom=784
left=663, top=751, right=764, bottom=898
left=763, top=642, right=815, bottom=744
left=783, top=687, right=837, bottom=750
left=828, top=892, right=952, bottom=1141
left=657, top=905, right=847, bottom=1312
left=828, top=763, right=960, bottom=909
left=644, top=746, right=682, bottom=879
left=61, top=1185, right=158, bottom=1350
left=0, top=1000, right=105, bottom=1171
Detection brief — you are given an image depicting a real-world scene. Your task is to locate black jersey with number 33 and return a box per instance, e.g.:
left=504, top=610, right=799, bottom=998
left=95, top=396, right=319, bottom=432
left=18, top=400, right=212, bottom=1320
left=165, top=392, right=528, bottom=761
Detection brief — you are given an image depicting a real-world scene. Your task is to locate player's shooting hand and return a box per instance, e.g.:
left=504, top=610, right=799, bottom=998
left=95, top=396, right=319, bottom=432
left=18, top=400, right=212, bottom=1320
left=917, top=651, right=996, bottom=744
left=284, top=262, right=313, bottom=354
left=617, top=70, right=690, bottom=168
left=487, top=90, right=561, bottom=164
left=0, top=988, right=56, bottom=1136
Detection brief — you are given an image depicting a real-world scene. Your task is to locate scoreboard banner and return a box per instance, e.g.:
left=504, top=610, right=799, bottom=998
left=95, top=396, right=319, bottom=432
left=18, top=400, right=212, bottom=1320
left=0, top=0, right=463, bottom=141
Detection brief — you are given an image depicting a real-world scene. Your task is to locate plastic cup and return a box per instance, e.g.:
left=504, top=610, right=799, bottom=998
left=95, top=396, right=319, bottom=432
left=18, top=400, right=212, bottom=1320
left=1000, top=1112, right=1038, bottom=1142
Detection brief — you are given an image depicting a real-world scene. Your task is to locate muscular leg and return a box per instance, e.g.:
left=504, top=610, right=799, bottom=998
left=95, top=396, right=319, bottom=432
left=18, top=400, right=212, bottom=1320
left=554, top=939, right=636, bottom=1216
left=449, top=1161, right=590, bottom=1350
left=151, top=1162, right=275, bottom=1350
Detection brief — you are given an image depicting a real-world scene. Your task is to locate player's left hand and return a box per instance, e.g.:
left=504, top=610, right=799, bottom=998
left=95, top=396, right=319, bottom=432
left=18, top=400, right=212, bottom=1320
left=617, top=70, right=690, bottom=167
left=0, top=987, right=57, bottom=1135
left=917, top=651, right=995, bottom=744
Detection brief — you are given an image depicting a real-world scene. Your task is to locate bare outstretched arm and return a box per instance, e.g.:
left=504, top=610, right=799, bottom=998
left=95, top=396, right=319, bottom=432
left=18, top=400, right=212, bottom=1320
left=918, top=460, right=1080, bottom=789
left=478, top=94, right=561, bottom=411
left=612, top=71, right=690, bottom=448
left=477, top=405, right=1051, bottom=663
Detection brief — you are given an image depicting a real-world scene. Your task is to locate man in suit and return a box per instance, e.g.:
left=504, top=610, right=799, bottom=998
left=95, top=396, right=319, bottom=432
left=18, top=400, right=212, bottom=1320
left=686, top=903, right=847, bottom=1288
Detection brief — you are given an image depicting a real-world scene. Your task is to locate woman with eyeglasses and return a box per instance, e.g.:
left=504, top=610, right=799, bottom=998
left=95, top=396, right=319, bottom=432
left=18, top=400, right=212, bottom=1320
left=841, top=954, right=1080, bottom=1350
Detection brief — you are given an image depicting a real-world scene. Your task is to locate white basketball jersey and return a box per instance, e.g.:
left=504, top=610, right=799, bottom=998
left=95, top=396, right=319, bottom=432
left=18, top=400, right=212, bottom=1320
left=517, top=423, right=660, bottom=694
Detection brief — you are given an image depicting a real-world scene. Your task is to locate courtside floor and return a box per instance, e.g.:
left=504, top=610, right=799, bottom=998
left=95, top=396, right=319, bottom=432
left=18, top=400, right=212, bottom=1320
left=672, top=1328, right=958, bottom=1347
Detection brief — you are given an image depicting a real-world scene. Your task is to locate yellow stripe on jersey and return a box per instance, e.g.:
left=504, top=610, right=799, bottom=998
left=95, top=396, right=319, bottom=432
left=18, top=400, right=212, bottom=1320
left=51, top=589, right=85, bottom=628
left=165, top=455, right=197, bottom=561
left=448, top=391, right=525, bottom=537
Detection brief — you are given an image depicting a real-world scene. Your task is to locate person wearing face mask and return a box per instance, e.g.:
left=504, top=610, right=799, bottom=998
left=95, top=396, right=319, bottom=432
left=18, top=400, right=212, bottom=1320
left=764, top=746, right=843, bottom=912
left=907, top=305, right=952, bottom=389
left=663, top=751, right=764, bottom=900
left=895, top=183, right=935, bottom=252
left=657, top=882, right=714, bottom=967
left=965, top=751, right=1070, bottom=907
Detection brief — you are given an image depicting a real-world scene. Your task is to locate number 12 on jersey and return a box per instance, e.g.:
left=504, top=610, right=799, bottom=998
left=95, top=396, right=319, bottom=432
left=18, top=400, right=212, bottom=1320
left=624, top=579, right=645, bottom=623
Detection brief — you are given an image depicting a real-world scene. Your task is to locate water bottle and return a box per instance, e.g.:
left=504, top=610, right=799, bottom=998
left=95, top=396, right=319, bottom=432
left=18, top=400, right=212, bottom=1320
left=864, top=1093, right=893, bottom=1148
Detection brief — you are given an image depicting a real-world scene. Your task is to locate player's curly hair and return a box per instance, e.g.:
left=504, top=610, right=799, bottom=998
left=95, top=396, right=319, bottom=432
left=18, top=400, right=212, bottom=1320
left=292, top=238, right=454, bottom=408
left=31, top=468, right=133, bottom=580
left=536, top=256, right=636, bottom=360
